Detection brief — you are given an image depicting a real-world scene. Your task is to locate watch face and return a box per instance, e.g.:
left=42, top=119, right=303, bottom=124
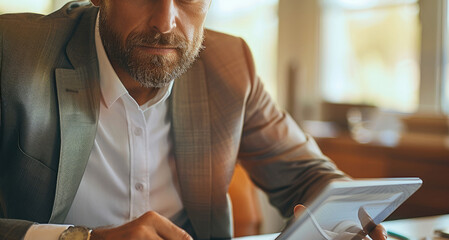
left=59, top=226, right=89, bottom=240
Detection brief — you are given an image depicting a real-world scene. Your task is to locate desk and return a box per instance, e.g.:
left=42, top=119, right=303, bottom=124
left=234, top=215, right=449, bottom=240
left=233, top=233, right=279, bottom=240
left=383, top=215, right=449, bottom=239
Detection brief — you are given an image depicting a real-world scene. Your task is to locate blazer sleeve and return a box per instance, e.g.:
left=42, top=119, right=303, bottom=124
left=0, top=219, right=34, bottom=240
left=0, top=26, right=2, bottom=143
left=237, top=39, right=349, bottom=219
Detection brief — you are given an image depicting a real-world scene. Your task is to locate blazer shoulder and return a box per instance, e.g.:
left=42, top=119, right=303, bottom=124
left=201, top=29, right=256, bottom=81
left=199, top=29, right=257, bottom=100
left=203, top=29, right=249, bottom=58
left=204, top=29, right=243, bottom=45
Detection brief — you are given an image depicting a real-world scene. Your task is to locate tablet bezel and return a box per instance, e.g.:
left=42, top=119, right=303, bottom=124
left=276, top=178, right=423, bottom=240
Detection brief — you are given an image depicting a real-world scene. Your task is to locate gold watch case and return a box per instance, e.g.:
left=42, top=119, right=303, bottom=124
left=59, top=226, right=91, bottom=240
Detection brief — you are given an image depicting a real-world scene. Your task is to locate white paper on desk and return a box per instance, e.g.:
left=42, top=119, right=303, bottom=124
left=233, top=233, right=280, bottom=240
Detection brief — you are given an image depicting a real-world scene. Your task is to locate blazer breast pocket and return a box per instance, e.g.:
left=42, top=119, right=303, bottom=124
left=17, top=133, right=59, bottom=172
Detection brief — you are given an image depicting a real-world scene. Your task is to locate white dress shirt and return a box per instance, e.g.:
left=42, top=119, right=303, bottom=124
left=24, top=13, right=183, bottom=239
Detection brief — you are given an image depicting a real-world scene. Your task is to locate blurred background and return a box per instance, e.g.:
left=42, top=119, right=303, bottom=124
left=2, top=0, right=449, bottom=237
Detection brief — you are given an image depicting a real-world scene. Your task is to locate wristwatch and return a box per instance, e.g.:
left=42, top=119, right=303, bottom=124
left=59, top=226, right=92, bottom=240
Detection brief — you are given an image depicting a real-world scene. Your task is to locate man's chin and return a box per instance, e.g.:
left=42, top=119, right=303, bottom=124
left=128, top=65, right=177, bottom=87
left=136, top=76, right=174, bottom=89
left=133, top=49, right=181, bottom=64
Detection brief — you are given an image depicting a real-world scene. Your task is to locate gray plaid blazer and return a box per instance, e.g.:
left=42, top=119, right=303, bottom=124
left=0, top=2, right=346, bottom=239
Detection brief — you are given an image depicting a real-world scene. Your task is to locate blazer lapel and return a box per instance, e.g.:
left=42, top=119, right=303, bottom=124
left=50, top=7, right=101, bottom=223
left=171, top=59, right=212, bottom=239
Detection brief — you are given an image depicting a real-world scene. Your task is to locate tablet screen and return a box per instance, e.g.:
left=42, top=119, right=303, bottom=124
left=276, top=178, right=422, bottom=240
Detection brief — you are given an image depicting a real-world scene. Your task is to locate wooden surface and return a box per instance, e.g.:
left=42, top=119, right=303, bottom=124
left=316, top=133, right=449, bottom=220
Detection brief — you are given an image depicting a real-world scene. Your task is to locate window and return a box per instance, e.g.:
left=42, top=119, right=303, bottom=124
left=279, top=0, right=449, bottom=121
left=443, top=0, right=449, bottom=114
left=320, top=0, right=421, bottom=113
left=205, top=0, right=279, bottom=101
left=0, top=0, right=56, bottom=14
left=0, top=0, right=87, bottom=14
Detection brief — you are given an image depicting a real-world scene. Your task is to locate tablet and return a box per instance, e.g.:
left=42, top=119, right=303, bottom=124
left=276, top=178, right=422, bottom=240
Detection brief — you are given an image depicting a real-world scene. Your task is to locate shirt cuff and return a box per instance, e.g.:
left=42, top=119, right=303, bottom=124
left=24, top=224, right=72, bottom=240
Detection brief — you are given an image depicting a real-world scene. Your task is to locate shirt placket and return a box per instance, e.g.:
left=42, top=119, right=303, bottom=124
left=124, top=96, right=150, bottom=220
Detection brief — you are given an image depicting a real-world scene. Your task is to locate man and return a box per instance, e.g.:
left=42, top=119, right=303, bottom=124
left=0, top=0, right=387, bottom=239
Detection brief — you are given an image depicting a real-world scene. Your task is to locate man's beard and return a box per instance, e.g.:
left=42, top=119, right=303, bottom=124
left=98, top=12, right=204, bottom=88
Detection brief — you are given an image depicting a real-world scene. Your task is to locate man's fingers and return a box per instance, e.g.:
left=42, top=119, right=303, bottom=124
left=142, top=211, right=193, bottom=240
left=368, top=224, right=388, bottom=240
left=90, top=211, right=192, bottom=240
left=293, top=204, right=306, bottom=218
left=293, top=204, right=387, bottom=240
left=157, top=224, right=192, bottom=240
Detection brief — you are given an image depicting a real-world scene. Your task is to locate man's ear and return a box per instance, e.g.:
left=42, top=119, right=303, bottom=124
left=91, top=0, right=101, bottom=7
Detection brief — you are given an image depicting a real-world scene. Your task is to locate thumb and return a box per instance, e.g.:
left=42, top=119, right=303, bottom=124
left=294, top=204, right=306, bottom=218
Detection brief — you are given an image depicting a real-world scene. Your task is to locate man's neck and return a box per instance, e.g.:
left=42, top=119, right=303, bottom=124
left=112, top=63, right=159, bottom=106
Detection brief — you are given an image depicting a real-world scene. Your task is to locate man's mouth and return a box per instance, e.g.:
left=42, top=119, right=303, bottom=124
left=137, top=45, right=178, bottom=55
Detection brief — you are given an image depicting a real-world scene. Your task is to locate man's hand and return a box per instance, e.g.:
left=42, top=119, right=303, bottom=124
left=368, top=225, right=388, bottom=240
left=294, top=205, right=387, bottom=240
left=90, top=211, right=193, bottom=240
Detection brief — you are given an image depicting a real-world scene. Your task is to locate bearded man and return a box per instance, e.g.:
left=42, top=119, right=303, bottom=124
left=0, top=1, right=387, bottom=240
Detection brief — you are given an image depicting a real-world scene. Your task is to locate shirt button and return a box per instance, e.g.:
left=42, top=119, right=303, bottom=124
left=135, top=183, right=144, bottom=191
left=134, top=127, right=143, bottom=136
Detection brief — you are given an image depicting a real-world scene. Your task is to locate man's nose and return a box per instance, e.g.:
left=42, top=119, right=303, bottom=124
left=149, top=0, right=177, bottom=34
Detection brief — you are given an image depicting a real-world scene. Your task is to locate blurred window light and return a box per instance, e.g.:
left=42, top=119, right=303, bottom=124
left=321, top=0, right=417, bottom=10
left=206, top=0, right=279, bottom=101
left=444, top=74, right=449, bottom=113
left=320, top=0, right=421, bottom=113
left=0, top=0, right=52, bottom=14
left=444, top=1, right=449, bottom=114
left=211, top=0, right=278, bottom=16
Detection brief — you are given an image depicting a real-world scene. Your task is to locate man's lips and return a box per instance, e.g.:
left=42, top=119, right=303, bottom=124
left=137, top=45, right=178, bottom=55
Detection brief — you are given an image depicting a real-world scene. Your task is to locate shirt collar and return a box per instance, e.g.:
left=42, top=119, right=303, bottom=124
left=94, top=12, right=173, bottom=111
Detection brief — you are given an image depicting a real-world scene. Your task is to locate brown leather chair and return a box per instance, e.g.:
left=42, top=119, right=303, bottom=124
left=228, top=164, right=263, bottom=237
